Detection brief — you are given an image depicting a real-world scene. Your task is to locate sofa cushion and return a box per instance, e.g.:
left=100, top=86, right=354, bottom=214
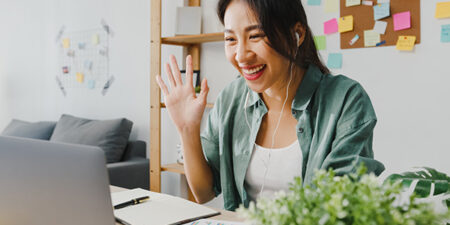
left=1, top=119, right=57, bottom=140
left=50, top=114, right=133, bottom=163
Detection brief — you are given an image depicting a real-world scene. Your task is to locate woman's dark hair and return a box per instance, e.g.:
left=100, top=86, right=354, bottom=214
left=217, top=0, right=330, bottom=75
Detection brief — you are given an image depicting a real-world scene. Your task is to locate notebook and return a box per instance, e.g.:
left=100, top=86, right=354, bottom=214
left=112, top=188, right=220, bottom=225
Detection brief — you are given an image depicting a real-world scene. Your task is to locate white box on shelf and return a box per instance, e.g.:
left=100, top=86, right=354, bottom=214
left=176, top=6, right=202, bottom=35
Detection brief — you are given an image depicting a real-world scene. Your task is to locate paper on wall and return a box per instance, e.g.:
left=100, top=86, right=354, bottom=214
left=442, top=24, right=450, bottom=43
left=435, top=1, right=450, bottom=19
left=324, top=18, right=339, bottom=34
left=346, top=0, right=361, bottom=7
left=373, top=21, right=388, bottom=34
left=364, top=30, right=380, bottom=47
left=339, top=15, right=354, bottom=33
left=396, top=36, right=416, bottom=51
left=325, top=0, right=339, bottom=13
left=373, top=3, right=390, bottom=20
left=393, top=11, right=411, bottom=31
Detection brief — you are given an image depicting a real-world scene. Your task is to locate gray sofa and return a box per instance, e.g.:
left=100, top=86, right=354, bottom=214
left=1, top=115, right=149, bottom=190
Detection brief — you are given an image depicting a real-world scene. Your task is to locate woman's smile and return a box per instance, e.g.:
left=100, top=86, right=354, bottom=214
left=241, top=64, right=266, bottom=80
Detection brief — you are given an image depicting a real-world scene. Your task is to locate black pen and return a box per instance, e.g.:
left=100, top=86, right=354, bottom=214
left=114, top=196, right=150, bottom=210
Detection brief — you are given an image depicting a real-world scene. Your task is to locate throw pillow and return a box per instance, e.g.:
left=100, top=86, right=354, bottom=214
left=50, top=114, right=133, bottom=163
left=1, top=119, right=57, bottom=140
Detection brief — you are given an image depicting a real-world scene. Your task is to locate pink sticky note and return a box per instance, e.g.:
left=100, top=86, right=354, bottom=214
left=324, top=18, right=338, bottom=35
left=393, top=11, right=411, bottom=31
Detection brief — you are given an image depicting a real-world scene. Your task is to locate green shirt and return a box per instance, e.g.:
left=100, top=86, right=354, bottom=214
left=201, top=65, right=385, bottom=211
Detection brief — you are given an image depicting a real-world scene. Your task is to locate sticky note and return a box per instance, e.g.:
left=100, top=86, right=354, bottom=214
left=62, top=38, right=70, bottom=49
left=327, top=53, right=343, bottom=69
left=441, top=24, right=450, bottom=43
left=78, top=42, right=86, bottom=50
left=87, top=80, right=96, bottom=89
left=76, top=72, right=84, bottom=83
left=362, top=0, right=373, bottom=6
left=364, top=30, right=380, bottom=47
left=378, top=0, right=390, bottom=3
left=325, top=0, right=339, bottom=13
left=308, top=0, right=321, bottom=6
left=373, top=3, right=390, bottom=20
left=84, top=60, right=93, bottom=70
left=92, top=34, right=99, bottom=45
left=346, top=0, right=361, bottom=7
left=314, top=36, right=326, bottom=50
left=349, top=34, right=360, bottom=45
left=324, top=19, right=338, bottom=34
left=339, top=15, right=354, bottom=33
left=396, top=36, right=416, bottom=51
left=373, top=21, right=388, bottom=34
left=435, top=2, right=450, bottom=19
left=393, top=11, right=411, bottom=31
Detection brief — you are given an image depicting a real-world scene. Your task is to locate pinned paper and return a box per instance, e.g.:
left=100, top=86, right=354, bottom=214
left=308, top=0, right=321, bottom=6
left=364, top=30, right=380, bottom=47
left=373, top=3, right=390, bottom=20
left=349, top=34, right=360, bottom=45
left=441, top=24, right=450, bottom=43
left=87, top=80, right=96, bottom=89
left=378, top=0, right=390, bottom=3
left=339, top=15, right=354, bottom=33
left=435, top=2, right=450, bottom=19
left=98, top=47, right=108, bottom=56
left=76, top=72, right=84, bottom=83
left=314, top=36, right=326, bottom=50
left=393, top=11, right=411, bottom=31
left=84, top=60, right=93, bottom=70
left=346, top=0, right=361, bottom=7
left=373, top=21, right=388, bottom=34
left=78, top=42, right=86, bottom=50
left=62, top=66, right=69, bottom=74
left=362, top=0, right=373, bottom=6
left=327, top=53, right=343, bottom=69
left=396, top=36, right=416, bottom=51
left=62, top=38, right=70, bottom=49
left=324, top=19, right=338, bottom=34
left=92, top=34, right=99, bottom=45
left=67, top=50, right=75, bottom=57
left=325, top=0, right=339, bottom=13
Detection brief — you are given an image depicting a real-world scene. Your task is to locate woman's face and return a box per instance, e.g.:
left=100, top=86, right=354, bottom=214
left=223, top=0, right=291, bottom=93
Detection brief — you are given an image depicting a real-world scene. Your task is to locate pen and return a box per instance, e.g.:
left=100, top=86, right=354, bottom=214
left=114, top=196, right=150, bottom=210
left=115, top=216, right=131, bottom=225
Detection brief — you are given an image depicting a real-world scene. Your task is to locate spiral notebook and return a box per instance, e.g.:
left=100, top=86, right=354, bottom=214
left=111, top=188, right=220, bottom=225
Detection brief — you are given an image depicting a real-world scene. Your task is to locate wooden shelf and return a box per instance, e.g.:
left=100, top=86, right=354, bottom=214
left=162, top=32, right=224, bottom=46
left=161, top=163, right=185, bottom=174
left=160, top=102, right=214, bottom=108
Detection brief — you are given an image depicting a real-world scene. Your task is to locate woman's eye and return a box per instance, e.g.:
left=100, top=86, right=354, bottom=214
left=225, top=37, right=236, bottom=42
left=250, top=34, right=265, bottom=39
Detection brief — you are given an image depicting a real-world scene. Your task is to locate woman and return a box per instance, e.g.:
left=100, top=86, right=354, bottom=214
left=156, top=0, right=385, bottom=211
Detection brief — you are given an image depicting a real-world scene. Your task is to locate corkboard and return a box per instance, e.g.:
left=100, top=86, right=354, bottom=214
left=340, top=0, right=421, bottom=49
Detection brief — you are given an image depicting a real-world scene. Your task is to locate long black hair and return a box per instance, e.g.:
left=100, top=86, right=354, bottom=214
left=217, top=0, right=330, bottom=75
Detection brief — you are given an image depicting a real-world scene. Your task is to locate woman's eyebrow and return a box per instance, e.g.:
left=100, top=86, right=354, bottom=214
left=224, top=25, right=263, bottom=34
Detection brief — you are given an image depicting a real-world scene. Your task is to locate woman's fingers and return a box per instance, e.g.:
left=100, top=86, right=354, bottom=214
left=199, top=78, right=209, bottom=103
left=169, top=55, right=183, bottom=85
left=185, top=55, right=193, bottom=88
left=156, top=75, right=169, bottom=96
left=165, top=63, right=176, bottom=88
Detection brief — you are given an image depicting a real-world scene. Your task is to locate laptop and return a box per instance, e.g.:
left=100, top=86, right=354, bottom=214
left=0, top=135, right=115, bottom=225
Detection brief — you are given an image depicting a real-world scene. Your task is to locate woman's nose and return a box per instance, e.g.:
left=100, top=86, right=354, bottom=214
left=235, top=43, right=253, bottom=63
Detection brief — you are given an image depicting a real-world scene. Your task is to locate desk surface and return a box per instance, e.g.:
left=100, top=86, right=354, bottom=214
left=110, top=186, right=244, bottom=224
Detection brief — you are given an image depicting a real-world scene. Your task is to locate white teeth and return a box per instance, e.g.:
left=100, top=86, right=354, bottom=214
left=243, top=65, right=265, bottom=74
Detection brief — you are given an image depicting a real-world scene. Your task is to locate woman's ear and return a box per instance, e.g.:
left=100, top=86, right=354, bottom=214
left=294, top=22, right=306, bottom=47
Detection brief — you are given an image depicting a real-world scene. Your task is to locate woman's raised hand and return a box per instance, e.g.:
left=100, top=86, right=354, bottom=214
left=156, top=55, right=209, bottom=132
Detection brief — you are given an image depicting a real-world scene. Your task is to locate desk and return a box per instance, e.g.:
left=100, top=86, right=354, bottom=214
left=110, top=186, right=244, bottom=224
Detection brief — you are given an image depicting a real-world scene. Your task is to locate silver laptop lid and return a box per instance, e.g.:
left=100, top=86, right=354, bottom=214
left=0, top=136, right=115, bottom=225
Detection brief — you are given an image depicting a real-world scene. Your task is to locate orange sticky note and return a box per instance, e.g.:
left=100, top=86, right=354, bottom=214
left=435, top=2, right=450, bottom=19
left=396, top=36, right=416, bottom=51
left=62, top=38, right=70, bottom=49
left=76, top=72, right=84, bottom=83
left=339, top=15, right=354, bottom=33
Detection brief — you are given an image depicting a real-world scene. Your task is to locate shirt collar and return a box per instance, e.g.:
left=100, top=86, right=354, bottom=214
left=244, top=64, right=324, bottom=110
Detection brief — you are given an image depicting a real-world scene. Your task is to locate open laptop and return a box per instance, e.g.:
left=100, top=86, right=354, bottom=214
left=0, top=135, right=115, bottom=225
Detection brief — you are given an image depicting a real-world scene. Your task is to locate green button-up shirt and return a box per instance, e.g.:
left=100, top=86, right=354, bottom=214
left=201, top=65, right=385, bottom=211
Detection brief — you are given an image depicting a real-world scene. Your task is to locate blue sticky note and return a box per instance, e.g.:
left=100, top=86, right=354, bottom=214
left=441, top=24, right=450, bottom=43
left=327, top=53, right=342, bottom=69
left=87, top=80, right=96, bottom=89
left=373, top=3, right=390, bottom=20
left=308, top=0, right=322, bottom=6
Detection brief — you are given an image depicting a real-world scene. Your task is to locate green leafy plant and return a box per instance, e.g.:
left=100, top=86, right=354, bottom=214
left=237, top=166, right=450, bottom=225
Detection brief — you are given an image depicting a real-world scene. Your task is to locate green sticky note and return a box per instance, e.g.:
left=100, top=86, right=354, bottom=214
left=327, top=53, right=342, bottom=69
left=442, top=24, right=450, bottom=43
left=314, top=36, right=326, bottom=50
left=87, top=80, right=96, bottom=89
left=308, top=0, right=322, bottom=6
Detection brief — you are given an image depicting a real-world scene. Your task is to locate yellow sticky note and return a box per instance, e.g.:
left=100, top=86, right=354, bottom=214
left=62, top=38, right=70, bottom=49
left=435, top=2, right=450, bottom=19
left=346, top=0, right=361, bottom=7
left=364, top=30, right=380, bottom=47
left=92, top=34, right=99, bottom=45
left=76, top=72, right=84, bottom=83
left=396, top=36, right=416, bottom=51
left=325, top=0, right=339, bottom=13
left=339, top=15, right=354, bottom=33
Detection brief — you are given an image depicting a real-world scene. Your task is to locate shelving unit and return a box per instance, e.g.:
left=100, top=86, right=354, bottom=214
left=150, top=0, right=223, bottom=201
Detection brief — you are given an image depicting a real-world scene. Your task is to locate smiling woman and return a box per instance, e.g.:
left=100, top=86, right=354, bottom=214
left=155, top=0, right=385, bottom=211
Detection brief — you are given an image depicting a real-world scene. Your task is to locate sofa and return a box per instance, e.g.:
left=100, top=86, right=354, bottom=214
left=0, top=114, right=149, bottom=190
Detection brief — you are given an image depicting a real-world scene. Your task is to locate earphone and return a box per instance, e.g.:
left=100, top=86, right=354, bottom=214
left=295, top=32, right=300, bottom=45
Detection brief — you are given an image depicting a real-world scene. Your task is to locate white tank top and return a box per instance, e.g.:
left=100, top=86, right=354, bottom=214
left=244, top=140, right=303, bottom=202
